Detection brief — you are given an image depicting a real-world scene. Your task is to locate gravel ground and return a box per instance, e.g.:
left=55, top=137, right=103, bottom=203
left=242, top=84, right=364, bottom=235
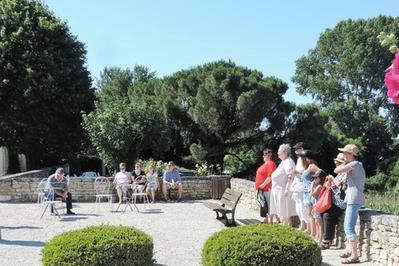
left=0, top=201, right=370, bottom=265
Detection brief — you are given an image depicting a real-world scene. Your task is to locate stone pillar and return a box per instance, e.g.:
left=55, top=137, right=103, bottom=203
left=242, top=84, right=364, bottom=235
left=0, top=146, right=9, bottom=174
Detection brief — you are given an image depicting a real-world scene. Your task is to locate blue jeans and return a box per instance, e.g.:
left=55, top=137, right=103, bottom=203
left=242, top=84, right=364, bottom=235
left=344, top=204, right=361, bottom=241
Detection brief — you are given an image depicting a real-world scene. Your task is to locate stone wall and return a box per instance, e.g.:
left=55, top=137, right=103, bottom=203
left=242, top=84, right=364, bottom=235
left=0, top=168, right=52, bottom=201
left=360, top=210, right=399, bottom=266
left=230, top=178, right=399, bottom=264
left=0, top=174, right=230, bottom=202
left=230, top=177, right=259, bottom=211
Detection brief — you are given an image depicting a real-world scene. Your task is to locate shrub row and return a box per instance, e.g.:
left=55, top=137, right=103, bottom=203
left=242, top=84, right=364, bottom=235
left=202, top=224, right=321, bottom=266
left=42, top=225, right=153, bottom=266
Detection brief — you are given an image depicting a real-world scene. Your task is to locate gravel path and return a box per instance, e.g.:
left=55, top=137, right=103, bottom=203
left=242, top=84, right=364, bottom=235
left=0, top=201, right=370, bottom=265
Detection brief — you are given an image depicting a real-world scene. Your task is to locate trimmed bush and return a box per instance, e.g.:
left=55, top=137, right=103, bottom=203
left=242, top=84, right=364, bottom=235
left=42, top=225, right=153, bottom=266
left=202, top=224, right=321, bottom=266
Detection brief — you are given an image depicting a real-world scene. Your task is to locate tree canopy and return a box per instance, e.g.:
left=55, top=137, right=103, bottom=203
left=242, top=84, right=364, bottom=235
left=163, top=60, right=293, bottom=166
left=83, top=66, right=170, bottom=168
left=0, top=0, right=94, bottom=169
left=293, top=16, right=399, bottom=174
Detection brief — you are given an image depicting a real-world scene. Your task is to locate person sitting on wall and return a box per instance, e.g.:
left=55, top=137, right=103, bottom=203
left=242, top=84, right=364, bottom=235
left=46, top=167, right=75, bottom=215
left=162, top=161, right=182, bottom=202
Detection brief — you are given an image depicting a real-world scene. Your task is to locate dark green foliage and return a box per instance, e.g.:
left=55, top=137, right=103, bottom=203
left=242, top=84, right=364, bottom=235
left=0, top=0, right=94, bottom=169
left=365, top=193, right=399, bottom=215
left=366, top=159, right=399, bottom=193
left=163, top=60, right=292, bottom=166
left=202, top=224, right=321, bottom=266
left=41, top=225, right=153, bottom=266
left=293, top=16, right=399, bottom=175
left=83, top=67, right=170, bottom=168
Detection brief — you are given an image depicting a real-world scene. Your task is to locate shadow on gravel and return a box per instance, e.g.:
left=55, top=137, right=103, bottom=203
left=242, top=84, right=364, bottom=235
left=0, top=225, right=42, bottom=230
left=141, top=209, right=163, bottom=214
left=236, top=218, right=261, bottom=225
left=60, top=216, right=88, bottom=222
left=0, top=239, right=46, bottom=247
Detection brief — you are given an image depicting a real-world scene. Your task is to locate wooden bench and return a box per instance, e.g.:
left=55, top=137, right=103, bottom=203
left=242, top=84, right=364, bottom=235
left=204, top=188, right=242, bottom=226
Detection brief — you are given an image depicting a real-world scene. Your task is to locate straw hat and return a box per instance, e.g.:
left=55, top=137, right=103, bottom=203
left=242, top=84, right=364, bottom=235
left=338, top=144, right=359, bottom=156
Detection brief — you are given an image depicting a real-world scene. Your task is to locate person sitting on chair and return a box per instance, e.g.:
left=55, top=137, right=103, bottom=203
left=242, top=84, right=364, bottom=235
left=46, top=167, right=75, bottom=215
left=113, top=162, right=131, bottom=204
left=162, top=161, right=182, bottom=201
left=131, top=162, right=146, bottom=193
left=146, top=165, right=159, bottom=203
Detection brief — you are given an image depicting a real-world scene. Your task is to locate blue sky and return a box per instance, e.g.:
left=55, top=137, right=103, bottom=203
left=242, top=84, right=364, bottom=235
left=45, top=0, right=399, bottom=104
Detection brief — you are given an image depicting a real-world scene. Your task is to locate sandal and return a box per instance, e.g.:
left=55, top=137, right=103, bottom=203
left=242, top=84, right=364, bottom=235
left=321, top=240, right=330, bottom=249
left=341, top=257, right=360, bottom=264
left=340, top=252, right=351, bottom=258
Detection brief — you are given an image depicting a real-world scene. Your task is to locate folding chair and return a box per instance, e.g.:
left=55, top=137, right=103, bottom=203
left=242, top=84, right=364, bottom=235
left=131, top=189, right=149, bottom=210
left=115, top=186, right=136, bottom=212
left=40, top=191, right=62, bottom=219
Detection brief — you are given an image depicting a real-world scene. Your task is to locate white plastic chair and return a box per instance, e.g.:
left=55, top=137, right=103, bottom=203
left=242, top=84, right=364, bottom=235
left=115, top=186, right=135, bottom=212
left=40, top=191, right=63, bottom=219
left=131, top=190, right=149, bottom=210
left=37, top=178, right=47, bottom=204
left=94, top=177, right=113, bottom=204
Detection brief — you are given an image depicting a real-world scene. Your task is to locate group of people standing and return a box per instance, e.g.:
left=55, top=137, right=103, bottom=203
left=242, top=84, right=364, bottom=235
left=255, top=142, right=365, bottom=264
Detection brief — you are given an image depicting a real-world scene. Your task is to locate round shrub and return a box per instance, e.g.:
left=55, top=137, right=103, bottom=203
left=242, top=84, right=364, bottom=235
left=202, top=224, right=321, bottom=266
left=42, top=225, right=153, bottom=266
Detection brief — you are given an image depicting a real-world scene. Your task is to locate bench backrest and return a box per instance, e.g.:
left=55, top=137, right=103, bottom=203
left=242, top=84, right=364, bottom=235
left=220, top=188, right=242, bottom=209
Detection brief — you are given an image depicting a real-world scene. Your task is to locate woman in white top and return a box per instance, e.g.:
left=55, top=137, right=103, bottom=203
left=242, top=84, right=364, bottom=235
left=269, top=144, right=297, bottom=225
left=290, top=152, right=312, bottom=231
left=146, top=165, right=159, bottom=203
left=113, top=162, right=131, bottom=204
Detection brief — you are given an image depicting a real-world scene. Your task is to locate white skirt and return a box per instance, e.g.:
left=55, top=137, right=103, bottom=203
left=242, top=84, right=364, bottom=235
left=269, top=187, right=297, bottom=218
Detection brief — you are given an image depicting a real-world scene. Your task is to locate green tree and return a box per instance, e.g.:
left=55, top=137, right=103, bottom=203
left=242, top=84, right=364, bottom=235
left=225, top=104, right=331, bottom=177
left=0, top=0, right=94, bottom=170
left=83, top=67, right=170, bottom=168
left=163, top=60, right=292, bottom=167
left=293, top=16, right=399, bottom=174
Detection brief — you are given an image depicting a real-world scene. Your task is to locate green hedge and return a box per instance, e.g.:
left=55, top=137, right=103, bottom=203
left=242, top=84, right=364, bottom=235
left=202, top=224, right=321, bottom=266
left=42, top=225, right=153, bottom=266
left=365, top=193, right=399, bottom=215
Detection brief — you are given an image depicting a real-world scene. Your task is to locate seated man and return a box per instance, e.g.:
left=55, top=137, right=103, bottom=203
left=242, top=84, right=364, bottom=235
left=46, top=167, right=75, bottom=215
left=162, top=161, right=182, bottom=201
left=113, top=162, right=131, bottom=204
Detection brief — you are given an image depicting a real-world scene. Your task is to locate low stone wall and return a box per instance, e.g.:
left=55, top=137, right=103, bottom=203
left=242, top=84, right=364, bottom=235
left=0, top=169, right=52, bottom=201
left=230, top=177, right=258, bottom=210
left=0, top=174, right=230, bottom=202
left=230, top=177, right=399, bottom=265
left=360, top=210, right=399, bottom=266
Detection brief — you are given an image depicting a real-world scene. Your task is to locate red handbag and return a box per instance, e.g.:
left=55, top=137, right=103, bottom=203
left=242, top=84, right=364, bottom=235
left=315, top=187, right=332, bottom=213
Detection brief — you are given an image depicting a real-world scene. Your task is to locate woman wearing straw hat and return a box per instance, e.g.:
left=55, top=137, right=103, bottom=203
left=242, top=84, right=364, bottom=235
left=334, top=144, right=365, bottom=264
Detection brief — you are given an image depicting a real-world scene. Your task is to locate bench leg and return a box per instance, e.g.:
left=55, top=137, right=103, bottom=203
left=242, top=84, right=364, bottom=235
left=225, top=212, right=236, bottom=227
left=216, top=211, right=224, bottom=220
